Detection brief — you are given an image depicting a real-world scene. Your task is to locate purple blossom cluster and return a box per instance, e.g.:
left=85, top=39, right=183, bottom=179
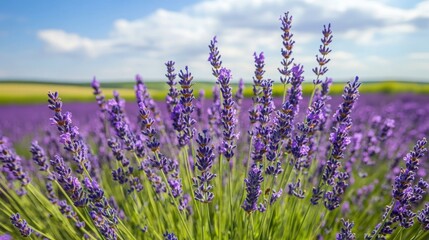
left=1, top=10, right=429, bottom=240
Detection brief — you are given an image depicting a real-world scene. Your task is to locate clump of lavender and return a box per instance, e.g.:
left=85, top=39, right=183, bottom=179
left=193, top=130, right=216, bottom=203
left=165, top=61, right=179, bottom=115
left=208, top=36, right=222, bottom=78
left=249, top=52, right=265, bottom=125
left=418, top=203, right=429, bottom=230
left=10, top=213, right=32, bottom=237
left=368, top=138, right=427, bottom=239
left=136, top=74, right=162, bottom=127
left=336, top=219, right=355, bottom=240
left=48, top=91, right=91, bottom=174
left=4, top=10, right=429, bottom=240
left=164, top=232, right=178, bottom=240
left=175, top=66, right=196, bottom=148
left=278, top=11, right=295, bottom=85
left=0, top=136, right=30, bottom=195
left=313, top=24, right=333, bottom=85
left=30, top=141, right=49, bottom=171
left=91, top=77, right=107, bottom=112
left=217, top=67, right=237, bottom=161
left=275, top=64, right=304, bottom=144
left=50, top=155, right=87, bottom=207
left=312, top=77, right=360, bottom=207
left=242, top=164, right=264, bottom=213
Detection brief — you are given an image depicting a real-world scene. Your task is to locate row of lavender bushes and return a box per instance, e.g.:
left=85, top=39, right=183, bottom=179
left=2, top=11, right=429, bottom=240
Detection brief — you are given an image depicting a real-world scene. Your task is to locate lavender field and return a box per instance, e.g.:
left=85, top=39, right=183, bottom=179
left=2, top=11, right=429, bottom=240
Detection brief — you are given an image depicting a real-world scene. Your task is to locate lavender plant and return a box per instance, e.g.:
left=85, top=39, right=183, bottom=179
left=1, top=11, right=429, bottom=240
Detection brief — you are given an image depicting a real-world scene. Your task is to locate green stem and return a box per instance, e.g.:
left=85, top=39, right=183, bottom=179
left=159, top=171, right=193, bottom=239
left=369, top=201, right=394, bottom=240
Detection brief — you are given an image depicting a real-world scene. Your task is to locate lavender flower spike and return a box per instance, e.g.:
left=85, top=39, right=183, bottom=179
left=0, top=136, right=30, bottom=194
left=278, top=11, right=295, bottom=84
left=242, top=164, right=264, bottom=213
left=208, top=36, right=222, bottom=78
left=91, top=77, right=107, bottom=112
left=10, top=213, right=33, bottom=237
left=176, top=66, right=196, bottom=147
left=336, top=219, right=355, bottom=240
left=418, top=203, right=429, bottom=230
left=368, top=138, right=427, bottom=239
left=30, top=141, right=49, bottom=172
left=163, top=232, right=178, bottom=240
left=193, top=130, right=216, bottom=203
left=48, top=91, right=91, bottom=174
left=165, top=60, right=179, bottom=115
left=313, top=23, right=333, bottom=85
left=218, top=67, right=237, bottom=161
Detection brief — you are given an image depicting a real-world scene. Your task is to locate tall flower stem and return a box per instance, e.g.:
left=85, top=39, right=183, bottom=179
left=159, top=170, right=193, bottom=239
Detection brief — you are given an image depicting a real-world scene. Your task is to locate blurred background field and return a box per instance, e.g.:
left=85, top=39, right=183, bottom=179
left=2, top=80, right=429, bottom=104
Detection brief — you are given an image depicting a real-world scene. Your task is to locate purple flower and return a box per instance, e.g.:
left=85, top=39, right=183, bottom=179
left=312, top=77, right=360, bottom=207
left=176, top=66, right=196, bottom=147
left=10, top=213, right=33, bottom=237
left=269, top=189, right=283, bottom=205
left=288, top=179, right=305, bottom=199
left=418, top=203, right=429, bottom=230
left=278, top=11, right=295, bottom=84
left=30, top=141, right=49, bottom=171
left=242, top=164, right=264, bottom=213
left=253, top=52, right=265, bottom=86
left=0, top=136, right=30, bottom=193
left=107, top=94, right=136, bottom=152
left=217, top=67, right=237, bottom=161
left=91, top=77, right=107, bottom=112
left=369, top=138, right=427, bottom=239
left=193, top=130, right=216, bottom=203
left=336, top=219, right=355, bottom=240
left=135, top=74, right=162, bottom=129
left=275, top=64, right=304, bottom=144
left=83, top=177, right=105, bottom=202
left=163, top=232, right=178, bottom=240
left=208, top=36, right=222, bottom=78
left=50, top=155, right=88, bottom=207
left=165, top=60, right=179, bottom=114
left=377, top=118, right=395, bottom=141
left=48, top=92, right=91, bottom=174
left=313, top=23, right=333, bottom=85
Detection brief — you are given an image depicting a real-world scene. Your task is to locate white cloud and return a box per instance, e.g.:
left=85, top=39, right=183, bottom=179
left=35, top=0, right=429, bottom=80
left=38, top=30, right=115, bottom=57
left=342, top=24, right=417, bottom=45
left=408, top=52, right=429, bottom=60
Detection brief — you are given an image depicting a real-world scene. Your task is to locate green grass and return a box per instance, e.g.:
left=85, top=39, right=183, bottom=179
left=1, top=80, right=429, bottom=104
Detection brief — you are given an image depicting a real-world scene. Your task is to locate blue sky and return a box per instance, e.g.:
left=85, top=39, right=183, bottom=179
left=0, top=0, right=428, bottom=82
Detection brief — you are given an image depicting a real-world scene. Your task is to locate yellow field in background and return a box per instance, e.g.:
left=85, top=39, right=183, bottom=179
left=1, top=81, right=428, bottom=104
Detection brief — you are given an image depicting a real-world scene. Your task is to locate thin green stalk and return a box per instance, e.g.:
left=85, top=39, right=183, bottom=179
left=392, top=228, right=404, bottom=240
left=369, top=201, right=394, bottom=240
left=307, top=84, right=317, bottom=110
left=294, top=203, right=312, bottom=239
left=250, top=213, right=255, bottom=240
left=159, top=171, right=193, bottom=239
left=410, top=228, right=423, bottom=240
left=217, top=154, right=223, bottom=239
